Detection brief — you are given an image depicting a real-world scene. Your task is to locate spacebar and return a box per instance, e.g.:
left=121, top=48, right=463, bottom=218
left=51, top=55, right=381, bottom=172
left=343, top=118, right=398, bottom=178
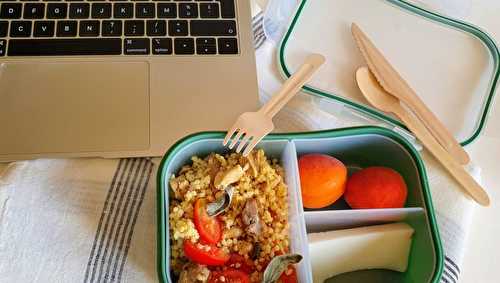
left=8, top=39, right=122, bottom=56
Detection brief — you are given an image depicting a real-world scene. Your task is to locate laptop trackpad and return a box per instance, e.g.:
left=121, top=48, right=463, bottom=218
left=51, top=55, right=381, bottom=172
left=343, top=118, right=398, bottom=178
left=0, top=61, right=150, bottom=155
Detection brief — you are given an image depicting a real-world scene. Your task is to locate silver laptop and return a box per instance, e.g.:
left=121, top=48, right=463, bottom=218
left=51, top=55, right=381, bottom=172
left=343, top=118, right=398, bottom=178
left=0, top=0, right=259, bottom=162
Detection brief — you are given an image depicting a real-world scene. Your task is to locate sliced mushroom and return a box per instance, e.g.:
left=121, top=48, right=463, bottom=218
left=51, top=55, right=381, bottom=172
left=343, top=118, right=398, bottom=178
left=206, top=186, right=234, bottom=217
left=214, top=165, right=245, bottom=189
left=242, top=198, right=261, bottom=236
left=178, top=263, right=210, bottom=283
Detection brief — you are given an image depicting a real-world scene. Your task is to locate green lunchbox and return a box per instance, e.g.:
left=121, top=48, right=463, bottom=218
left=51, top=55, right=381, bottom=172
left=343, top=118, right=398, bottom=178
left=157, top=126, right=443, bottom=283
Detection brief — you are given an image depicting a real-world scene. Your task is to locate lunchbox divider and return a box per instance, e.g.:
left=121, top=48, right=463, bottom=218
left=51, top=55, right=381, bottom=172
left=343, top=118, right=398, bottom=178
left=282, top=140, right=313, bottom=283
left=304, top=207, right=424, bottom=233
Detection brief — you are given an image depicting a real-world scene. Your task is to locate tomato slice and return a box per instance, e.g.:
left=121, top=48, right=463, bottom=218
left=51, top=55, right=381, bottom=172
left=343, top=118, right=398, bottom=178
left=208, top=269, right=250, bottom=283
left=193, top=198, right=223, bottom=244
left=183, top=240, right=230, bottom=266
left=227, top=254, right=254, bottom=274
left=279, top=266, right=298, bottom=283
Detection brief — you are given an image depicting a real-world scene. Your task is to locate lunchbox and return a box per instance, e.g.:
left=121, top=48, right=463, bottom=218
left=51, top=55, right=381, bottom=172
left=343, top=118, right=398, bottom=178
left=157, top=126, right=443, bottom=283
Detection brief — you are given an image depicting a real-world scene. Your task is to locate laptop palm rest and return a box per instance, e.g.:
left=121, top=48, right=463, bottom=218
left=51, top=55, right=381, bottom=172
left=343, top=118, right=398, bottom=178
left=0, top=61, right=150, bottom=155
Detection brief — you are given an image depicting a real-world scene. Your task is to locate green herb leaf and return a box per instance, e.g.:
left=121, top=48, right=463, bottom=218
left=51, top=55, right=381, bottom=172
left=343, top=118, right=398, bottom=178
left=262, top=254, right=302, bottom=283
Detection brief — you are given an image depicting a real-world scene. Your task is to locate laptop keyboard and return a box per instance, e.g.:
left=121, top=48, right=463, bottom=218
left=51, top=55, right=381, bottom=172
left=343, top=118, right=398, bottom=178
left=0, top=0, right=239, bottom=56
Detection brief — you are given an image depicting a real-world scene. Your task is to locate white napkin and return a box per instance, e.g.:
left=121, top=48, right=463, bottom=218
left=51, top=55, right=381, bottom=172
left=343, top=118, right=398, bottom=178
left=0, top=158, right=158, bottom=283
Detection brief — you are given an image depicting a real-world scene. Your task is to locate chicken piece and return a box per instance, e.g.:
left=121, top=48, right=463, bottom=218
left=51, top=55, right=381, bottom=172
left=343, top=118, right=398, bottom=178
left=214, top=165, right=244, bottom=189
left=242, top=198, right=261, bottom=236
left=169, top=177, right=189, bottom=200
left=178, top=263, right=210, bottom=283
left=246, top=152, right=258, bottom=178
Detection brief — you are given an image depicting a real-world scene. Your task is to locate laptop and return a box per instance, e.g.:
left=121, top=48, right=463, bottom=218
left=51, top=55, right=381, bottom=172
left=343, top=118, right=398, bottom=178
left=0, top=0, right=260, bottom=162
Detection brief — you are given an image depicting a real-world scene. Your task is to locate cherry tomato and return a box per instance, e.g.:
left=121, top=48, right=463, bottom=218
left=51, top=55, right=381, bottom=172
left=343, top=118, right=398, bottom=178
left=193, top=198, right=223, bottom=244
left=227, top=254, right=254, bottom=274
left=279, top=266, right=298, bottom=283
left=208, top=269, right=250, bottom=283
left=183, top=240, right=230, bottom=266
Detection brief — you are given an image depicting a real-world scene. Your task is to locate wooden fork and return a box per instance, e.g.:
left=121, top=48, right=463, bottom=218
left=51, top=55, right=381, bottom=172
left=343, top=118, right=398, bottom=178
left=223, top=54, right=325, bottom=156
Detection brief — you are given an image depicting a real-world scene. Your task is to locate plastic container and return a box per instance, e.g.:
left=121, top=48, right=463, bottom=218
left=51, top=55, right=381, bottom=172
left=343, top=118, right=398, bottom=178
left=157, top=126, right=443, bottom=283
left=278, top=0, right=500, bottom=146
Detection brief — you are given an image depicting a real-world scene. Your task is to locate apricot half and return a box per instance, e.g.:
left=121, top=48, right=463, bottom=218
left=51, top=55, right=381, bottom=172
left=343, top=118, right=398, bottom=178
left=298, top=154, right=347, bottom=209
left=345, top=166, right=408, bottom=209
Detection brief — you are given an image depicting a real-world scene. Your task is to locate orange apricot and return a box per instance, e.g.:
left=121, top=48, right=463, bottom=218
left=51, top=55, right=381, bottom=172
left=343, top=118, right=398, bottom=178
left=298, top=154, right=347, bottom=209
left=344, top=166, right=408, bottom=209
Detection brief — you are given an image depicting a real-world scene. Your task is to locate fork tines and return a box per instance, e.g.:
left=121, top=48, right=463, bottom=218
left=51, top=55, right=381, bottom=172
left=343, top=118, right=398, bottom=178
left=223, top=128, right=259, bottom=156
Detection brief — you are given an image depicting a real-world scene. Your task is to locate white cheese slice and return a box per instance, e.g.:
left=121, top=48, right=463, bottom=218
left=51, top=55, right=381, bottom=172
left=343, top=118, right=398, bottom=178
left=308, top=222, right=414, bottom=283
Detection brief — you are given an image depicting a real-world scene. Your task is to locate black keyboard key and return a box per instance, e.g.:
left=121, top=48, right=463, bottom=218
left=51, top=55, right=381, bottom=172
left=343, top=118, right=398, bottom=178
left=24, top=3, right=45, bottom=19
left=0, top=3, right=22, bottom=19
left=197, top=38, right=215, bottom=45
left=190, top=20, right=236, bottom=36
left=69, top=3, right=90, bottom=18
left=0, top=39, right=5, bottom=56
left=34, top=21, right=55, bottom=37
left=136, top=3, right=154, bottom=18
left=217, top=0, right=234, bottom=18
left=8, top=38, right=122, bottom=56
left=218, top=37, right=237, bottom=54
left=146, top=20, right=165, bottom=36
left=0, top=21, right=8, bottom=37
left=79, top=20, right=99, bottom=36
left=113, top=3, right=133, bottom=18
left=179, top=3, right=198, bottom=18
left=124, top=20, right=144, bottom=36
left=152, top=37, right=172, bottom=54
left=10, top=21, right=32, bottom=37
left=174, top=38, right=194, bottom=55
left=157, top=3, right=176, bottom=18
left=196, top=37, right=216, bottom=54
left=102, top=20, right=122, bottom=36
left=91, top=3, right=111, bottom=18
left=200, top=3, right=219, bottom=18
left=56, top=20, right=77, bottom=36
left=168, top=20, right=187, bottom=36
left=47, top=3, right=68, bottom=19
left=124, top=38, right=149, bottom=55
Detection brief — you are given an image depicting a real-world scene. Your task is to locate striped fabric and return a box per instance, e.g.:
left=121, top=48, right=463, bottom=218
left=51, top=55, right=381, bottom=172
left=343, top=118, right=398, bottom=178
left=253, top=12, right=266, bottom=49
left=442, top=256, right=460, bottom=283
left=83, top=158, right=154, bottom=283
